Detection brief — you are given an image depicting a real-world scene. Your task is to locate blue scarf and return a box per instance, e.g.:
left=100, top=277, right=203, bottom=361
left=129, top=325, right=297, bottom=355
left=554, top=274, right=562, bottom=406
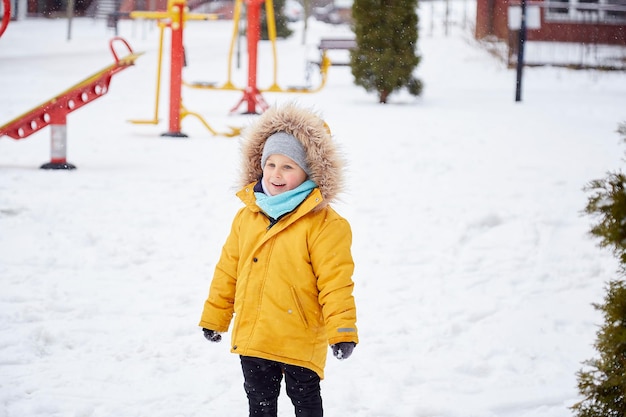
left=254, top=179, right=317, bottom=220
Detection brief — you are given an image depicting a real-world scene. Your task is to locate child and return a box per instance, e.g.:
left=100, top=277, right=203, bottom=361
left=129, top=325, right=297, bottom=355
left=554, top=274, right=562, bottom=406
left=199, top=103, right=358, bottom=417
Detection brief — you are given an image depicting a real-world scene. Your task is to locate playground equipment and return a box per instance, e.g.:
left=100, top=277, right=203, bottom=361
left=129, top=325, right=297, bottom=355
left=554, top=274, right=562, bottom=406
left=0, top=37, right=142, bottom=169
left=127, top=21, right=166, bottom=126
left=185, top=0, right=332, bottom=113
left=130, top=0, right=241, bottom=138
left=230, top=0, right=271, bottom=113
left=1, top=0, right=10, bottom=39
left=132, top=0, right=334, bottom=133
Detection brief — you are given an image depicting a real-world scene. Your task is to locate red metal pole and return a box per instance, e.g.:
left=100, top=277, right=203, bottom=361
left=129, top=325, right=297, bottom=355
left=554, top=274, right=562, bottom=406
left=246, top=0, right=262, bottom=114
left=163, top=0, right=188, bottom=137
left=229, top=0, right=268, bottom=114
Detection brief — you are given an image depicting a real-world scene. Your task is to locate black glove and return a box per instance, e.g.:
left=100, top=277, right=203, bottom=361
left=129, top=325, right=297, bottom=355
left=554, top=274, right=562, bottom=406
left=332, top=342, right=356, bottom=360
left=202, top=328, right=222, bottom=343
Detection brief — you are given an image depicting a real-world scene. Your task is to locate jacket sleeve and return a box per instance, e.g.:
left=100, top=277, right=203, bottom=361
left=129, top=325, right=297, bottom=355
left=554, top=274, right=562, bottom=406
left=198, top=209, right=243, bottom=333
left=311, top=214, right=359, bottom=346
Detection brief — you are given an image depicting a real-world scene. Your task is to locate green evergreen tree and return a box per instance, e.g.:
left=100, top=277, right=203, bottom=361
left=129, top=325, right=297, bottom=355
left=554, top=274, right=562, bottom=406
left=572, top=122, right=626, bottom=417
left=572, top=280, right=626, bottom=417
left=350, top=0, right=423, bottom=103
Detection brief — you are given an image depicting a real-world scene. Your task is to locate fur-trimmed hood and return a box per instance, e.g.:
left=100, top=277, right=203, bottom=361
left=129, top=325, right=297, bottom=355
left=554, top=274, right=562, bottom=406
left=239, top=103, right=344, bottom=208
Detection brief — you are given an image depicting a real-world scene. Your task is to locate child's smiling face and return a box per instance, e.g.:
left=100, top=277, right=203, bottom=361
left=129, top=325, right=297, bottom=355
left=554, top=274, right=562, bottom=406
left=262, top=154, right=308, bottom=195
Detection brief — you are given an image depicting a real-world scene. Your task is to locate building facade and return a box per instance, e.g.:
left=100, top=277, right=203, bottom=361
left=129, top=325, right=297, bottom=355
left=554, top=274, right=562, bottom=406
left=476, top=0, right=626, bottom=45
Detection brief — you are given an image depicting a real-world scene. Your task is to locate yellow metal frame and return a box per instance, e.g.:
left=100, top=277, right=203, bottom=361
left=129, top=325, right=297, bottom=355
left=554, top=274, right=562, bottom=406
left=183, top=0, right=331, bottom=94
left=128, top=22, right=165, bottom=125
left=180, top=103, right=241, bottom=137
left=128, top=0, right=240, bottom=137
left=127, top=0, right=331, bottom=137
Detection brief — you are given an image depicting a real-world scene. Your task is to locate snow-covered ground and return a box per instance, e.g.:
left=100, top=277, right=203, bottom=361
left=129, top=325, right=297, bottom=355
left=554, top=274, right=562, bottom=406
left=1, top=3, right=626, bottom=416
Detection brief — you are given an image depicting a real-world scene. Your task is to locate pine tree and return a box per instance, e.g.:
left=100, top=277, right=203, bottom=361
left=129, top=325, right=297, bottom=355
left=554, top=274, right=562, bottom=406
left=572, top=122, right=626, bottom=417
left=572, top=281, right=626, bottom=417
left=350, top=0, right=423, bottom=103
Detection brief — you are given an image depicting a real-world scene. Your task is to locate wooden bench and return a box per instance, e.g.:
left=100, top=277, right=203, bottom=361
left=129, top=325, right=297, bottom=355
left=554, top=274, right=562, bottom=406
left=318, top=38, right=357, bottom=52
left=314, top=38, right=356, bottom=67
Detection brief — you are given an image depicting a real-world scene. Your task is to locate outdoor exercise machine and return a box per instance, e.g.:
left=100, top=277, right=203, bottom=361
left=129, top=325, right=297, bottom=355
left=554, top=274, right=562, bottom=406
left=1, top=0, right=10, bottom=39
left=129, top=0, right=241, bottom=138
left=133, top=0, right=333, bottom=130
left=184, top=0, right=332, bottom=114
left=0, top=37, right=142, bottom=169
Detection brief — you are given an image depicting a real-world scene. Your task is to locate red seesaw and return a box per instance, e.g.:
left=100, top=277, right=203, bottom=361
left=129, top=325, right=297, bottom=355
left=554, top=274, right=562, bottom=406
left=0, top=37, right=142, bottom=169
left=1, top=0, right=11, bottom=39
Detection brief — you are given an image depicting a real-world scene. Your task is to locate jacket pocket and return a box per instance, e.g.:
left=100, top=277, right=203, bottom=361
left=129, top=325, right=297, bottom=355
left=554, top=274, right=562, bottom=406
left=290, top=287, right=309, bottom=329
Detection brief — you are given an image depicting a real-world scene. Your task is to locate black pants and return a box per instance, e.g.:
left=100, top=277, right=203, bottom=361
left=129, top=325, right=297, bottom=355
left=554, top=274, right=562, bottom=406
left=240, top=356, right=323, bottom=417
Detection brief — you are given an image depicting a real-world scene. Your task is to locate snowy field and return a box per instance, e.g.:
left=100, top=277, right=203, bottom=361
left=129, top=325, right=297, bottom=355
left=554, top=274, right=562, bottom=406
left=1, top=2, right=626, bottom=416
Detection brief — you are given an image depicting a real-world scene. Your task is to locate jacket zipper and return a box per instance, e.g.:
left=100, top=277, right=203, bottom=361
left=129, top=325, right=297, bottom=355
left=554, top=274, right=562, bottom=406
left=264, top=212, right=289, bottom=230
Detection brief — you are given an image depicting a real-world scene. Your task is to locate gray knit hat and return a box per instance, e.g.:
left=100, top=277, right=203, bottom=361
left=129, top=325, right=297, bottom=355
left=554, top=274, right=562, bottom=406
left=261, top=132, right=311, bottom=176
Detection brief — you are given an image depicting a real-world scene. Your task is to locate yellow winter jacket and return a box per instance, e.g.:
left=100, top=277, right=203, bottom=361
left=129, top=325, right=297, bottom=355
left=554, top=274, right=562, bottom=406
left=199, top=103, right=358, bottom=378
left=199, top=182, right=358, bottom=378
